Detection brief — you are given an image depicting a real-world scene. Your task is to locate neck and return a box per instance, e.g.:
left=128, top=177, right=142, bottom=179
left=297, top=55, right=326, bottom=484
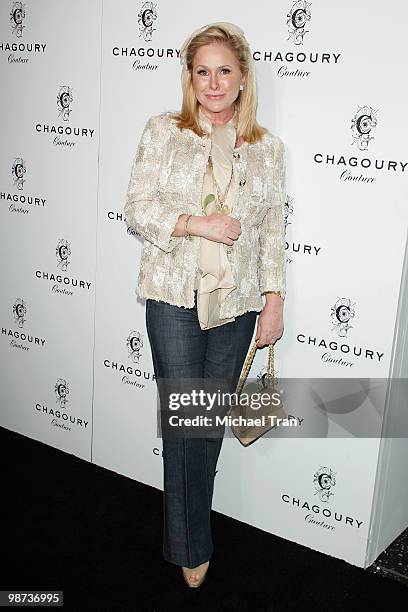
left=200, top=104, right=235, bottom=126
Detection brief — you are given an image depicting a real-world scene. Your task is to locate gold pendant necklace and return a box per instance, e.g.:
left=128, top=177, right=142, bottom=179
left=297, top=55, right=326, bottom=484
left=208, top=155, right=233, bottom=214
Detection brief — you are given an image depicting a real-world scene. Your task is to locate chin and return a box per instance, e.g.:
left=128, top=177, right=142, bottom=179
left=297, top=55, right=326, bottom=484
left=201, top=100, right=233, bottom=112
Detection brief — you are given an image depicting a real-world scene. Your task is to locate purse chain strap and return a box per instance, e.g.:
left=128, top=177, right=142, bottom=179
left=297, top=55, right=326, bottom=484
left=235, top=341, right=275, bottom=397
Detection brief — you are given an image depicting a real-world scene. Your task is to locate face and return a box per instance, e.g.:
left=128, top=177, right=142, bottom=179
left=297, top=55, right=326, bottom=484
left=191, top=42, right=245, bottom=116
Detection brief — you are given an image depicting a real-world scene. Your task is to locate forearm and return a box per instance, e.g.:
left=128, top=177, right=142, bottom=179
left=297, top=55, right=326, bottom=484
left=124, top=115, right=188, bottom=253
left=257, top=205, right=286, bottom=298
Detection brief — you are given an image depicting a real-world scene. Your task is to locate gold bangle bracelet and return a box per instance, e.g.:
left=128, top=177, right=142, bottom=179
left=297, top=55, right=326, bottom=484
left=264, top=290, right=283, bottom=299
left=184, top=214, right=192, bottom=240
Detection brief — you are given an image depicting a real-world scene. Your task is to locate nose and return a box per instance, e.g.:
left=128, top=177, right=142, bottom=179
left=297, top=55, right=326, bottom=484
left=209, top=72, right=219, bottom=90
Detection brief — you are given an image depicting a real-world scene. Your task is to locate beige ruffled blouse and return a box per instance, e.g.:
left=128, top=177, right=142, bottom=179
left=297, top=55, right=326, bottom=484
left=194, top=106, right=239, bottom=330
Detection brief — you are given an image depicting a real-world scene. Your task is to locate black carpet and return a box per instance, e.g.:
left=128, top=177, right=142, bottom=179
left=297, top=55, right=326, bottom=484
left=2, top=426, right=407, bottom=611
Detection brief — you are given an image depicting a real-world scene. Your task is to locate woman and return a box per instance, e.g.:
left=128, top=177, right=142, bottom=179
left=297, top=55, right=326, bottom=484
left=124, top=22, right=286, bottom=588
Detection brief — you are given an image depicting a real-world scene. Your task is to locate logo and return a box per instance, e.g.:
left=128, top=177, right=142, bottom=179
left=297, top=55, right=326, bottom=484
left=10, top=2, right=25, bottom=38
left=138, top=2, right=157, bottom=42
left=287, top=0, right=312, bottom=45
left=314, top=106, right=407, bottom=182
left=351, top=106, right=378, bottom=151
left=56, top=239, right=71, bottom=273
left=281, top=464, right=363, bottom=530
left=2, top=298, right=46, bottom=350
left=55, top=378, right=69, bottom=409
left=35, top=379, right=89, bottom=431
left=297, top=296, right=384, bottom=367
left=35, top=240, right=92, bottom=295
left=104, top=330, right=155, bottom=387
left=252, top=0, right=340, bottom=76
left=35, top=87, right=95, bottom=144
left=127, top=330, right=144, bottom=363
left=4, top=156, right=47, bottom=215
left=12, top=157, right=26, bottom=190
left=2, top=2, right=47, bottom=59
left=313, top=466, right=336, bottom=502
left=57, top=86, right=73, bottom=121
left=13, top=297, right=27, bottom=328
left=112, top=3, right=178, bottom=72
left=330, top=298, right=355, bottom=338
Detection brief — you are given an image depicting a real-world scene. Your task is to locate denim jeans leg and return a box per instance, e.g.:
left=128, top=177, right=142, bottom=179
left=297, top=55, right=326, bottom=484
left=203, top=310, right=258, bottom=506
left=145, top=297, right=212, bottom=567
left=145, top=296, right=258, bottom=568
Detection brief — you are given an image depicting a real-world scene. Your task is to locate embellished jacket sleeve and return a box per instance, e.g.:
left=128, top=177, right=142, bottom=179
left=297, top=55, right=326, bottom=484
left=124, top=115, right=187, bottom=253
left=257, top=137, right=287, bottom=299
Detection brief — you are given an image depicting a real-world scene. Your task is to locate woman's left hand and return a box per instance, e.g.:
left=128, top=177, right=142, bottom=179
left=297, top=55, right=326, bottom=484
left=255, top=298, right=284, bottom=348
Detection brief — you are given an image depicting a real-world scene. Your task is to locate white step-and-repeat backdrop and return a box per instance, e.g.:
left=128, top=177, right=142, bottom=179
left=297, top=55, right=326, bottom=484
left=1, top=0, right=407, bottom=568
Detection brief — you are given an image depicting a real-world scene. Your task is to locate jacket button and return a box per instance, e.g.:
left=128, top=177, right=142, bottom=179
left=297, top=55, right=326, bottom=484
left=233, top=151, right=240, bottom=159
left=239, top=179, right=246, bottom=186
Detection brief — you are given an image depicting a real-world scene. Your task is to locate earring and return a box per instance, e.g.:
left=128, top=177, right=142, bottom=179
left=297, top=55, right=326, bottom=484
left=239, top=84, right=244, bottom=91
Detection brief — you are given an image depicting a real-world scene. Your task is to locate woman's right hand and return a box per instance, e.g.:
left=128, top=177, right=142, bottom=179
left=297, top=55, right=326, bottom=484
left=189, top=213, right=241, bottom=246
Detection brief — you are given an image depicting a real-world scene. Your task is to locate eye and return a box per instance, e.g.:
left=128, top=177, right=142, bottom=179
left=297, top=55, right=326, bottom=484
left=197, top=69, right=207, bottom=76
left=221, top=68, right=231, bottom=74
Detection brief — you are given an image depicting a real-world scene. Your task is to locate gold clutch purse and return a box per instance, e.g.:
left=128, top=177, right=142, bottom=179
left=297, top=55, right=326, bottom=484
left=227, top=341, right=286, bottom=447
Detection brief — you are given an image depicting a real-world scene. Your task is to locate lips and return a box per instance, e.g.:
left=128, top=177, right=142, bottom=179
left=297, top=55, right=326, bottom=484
left=206, top=94, right=225, bottom=99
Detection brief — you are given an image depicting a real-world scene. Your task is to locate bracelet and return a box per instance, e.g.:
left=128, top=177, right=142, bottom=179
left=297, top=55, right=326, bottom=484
left=264, top=290, right=283, bottom=299
left=184, top=214, right=192, bottom=240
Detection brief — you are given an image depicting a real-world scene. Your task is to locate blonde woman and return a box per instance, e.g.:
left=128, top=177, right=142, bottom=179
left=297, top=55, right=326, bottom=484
left=124, top=22, right=286, bottom=588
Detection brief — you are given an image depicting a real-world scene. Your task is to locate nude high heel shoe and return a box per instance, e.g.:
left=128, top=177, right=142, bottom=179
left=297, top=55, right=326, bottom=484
left=181, top=560, right=209, bottom=588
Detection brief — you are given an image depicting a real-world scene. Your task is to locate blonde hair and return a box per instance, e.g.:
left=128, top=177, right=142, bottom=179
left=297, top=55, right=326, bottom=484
left=171, top=25, right=268, bottom=144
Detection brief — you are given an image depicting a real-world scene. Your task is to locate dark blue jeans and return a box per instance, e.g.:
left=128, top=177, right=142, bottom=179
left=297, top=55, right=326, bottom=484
left=145, top=290, right=257, bottom=568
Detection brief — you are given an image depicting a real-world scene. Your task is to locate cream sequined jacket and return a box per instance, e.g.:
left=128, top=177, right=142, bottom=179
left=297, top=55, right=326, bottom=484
left=124, top=112, right=286, bottom=318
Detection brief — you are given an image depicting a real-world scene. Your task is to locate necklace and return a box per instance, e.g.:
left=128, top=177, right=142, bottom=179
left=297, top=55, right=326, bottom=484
left=208, top=155, right=234, bottom=214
